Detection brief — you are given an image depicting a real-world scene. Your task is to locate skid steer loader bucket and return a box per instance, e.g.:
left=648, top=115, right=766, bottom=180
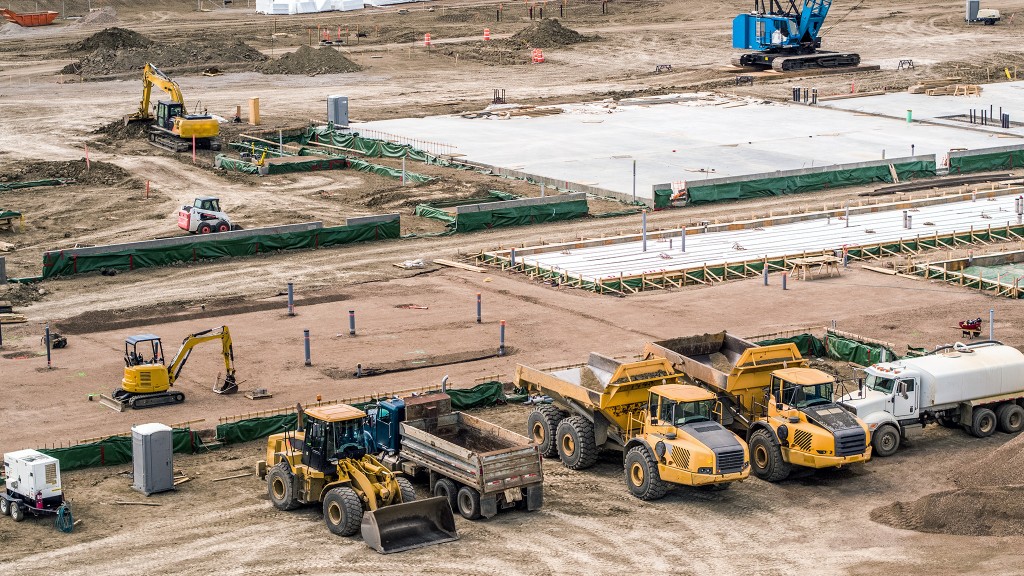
left=361, top=496, right=459, bottom=554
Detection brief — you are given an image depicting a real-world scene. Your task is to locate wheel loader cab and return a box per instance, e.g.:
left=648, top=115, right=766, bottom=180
left=300, top=405, right=371, bottom=474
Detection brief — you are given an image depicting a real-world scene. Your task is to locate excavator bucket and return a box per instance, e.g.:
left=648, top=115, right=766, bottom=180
left=213, top=374, right=238, bottom=395
left=360, top=497, right=459, bottom=554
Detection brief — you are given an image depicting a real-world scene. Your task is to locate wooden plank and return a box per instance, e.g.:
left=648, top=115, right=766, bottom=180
left=115, top=501, right=162, bottom=506
left=212, top=473, right=251, bottom=482
left=861, top=265, right=896, bottom=275
left=433, top=258, right=486, bottom=273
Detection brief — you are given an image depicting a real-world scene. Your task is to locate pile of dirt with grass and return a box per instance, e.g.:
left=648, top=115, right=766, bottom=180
left=0, top=160, right=142, bottom=188
left=59, top=27, right=266, bottom=77
left=93, top=118, right=150, bottom=142
left=871, top=432, right=1024, bottom=536
left=259, top=45, right=362, bottom=75
left=507, top=18, right=588, bottom=48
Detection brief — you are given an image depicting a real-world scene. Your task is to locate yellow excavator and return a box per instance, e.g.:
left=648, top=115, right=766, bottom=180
left=257, top=404, right=458, bottom=554
left=99, top=326, right=237, bottom=412
left=126, top=63, right=221, bottom=153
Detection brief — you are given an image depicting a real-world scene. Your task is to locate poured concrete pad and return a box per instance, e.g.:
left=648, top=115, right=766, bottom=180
left=359, top=94, right=1006, bottom=201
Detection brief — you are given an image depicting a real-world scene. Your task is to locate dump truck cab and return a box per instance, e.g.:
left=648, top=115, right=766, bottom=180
left=623, top=384, right=749, bottom=500
left=258, top=404, right=458, bottom=553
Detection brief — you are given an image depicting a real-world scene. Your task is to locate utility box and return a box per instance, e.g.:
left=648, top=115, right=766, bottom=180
left=966, top=0, right=980, bottom=21
left=328, top=95, right=349, bottom=127
left=132, top=423, right=174, bottom=496
left=3, top=449, right=63, bottom=504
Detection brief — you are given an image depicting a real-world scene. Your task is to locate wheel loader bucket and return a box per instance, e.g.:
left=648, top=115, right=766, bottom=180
left=360, top=496, right=459, bottom=554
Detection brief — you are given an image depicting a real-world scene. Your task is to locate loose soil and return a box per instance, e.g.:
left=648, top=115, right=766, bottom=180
left=259, top=45, right=362, bottom=75
left=0, top=160, right=141, bottom=188
left=508, top=18, right=589, bottom=48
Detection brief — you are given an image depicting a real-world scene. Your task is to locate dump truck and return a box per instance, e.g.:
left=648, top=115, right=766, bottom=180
left=643, top=333, right=871, bottom=482
left=515, top=354, right=750, bottom=500
left=839, top=341, right=1024, bottom=456
left=364, top=392, right=544, bottom=520
left=257, top=404, right=458, bottom=554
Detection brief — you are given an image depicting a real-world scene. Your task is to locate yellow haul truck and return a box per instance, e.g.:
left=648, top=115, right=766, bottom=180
left=643, top=333, right=871, bottom=482
left=515, top=353, right=750, bottom=500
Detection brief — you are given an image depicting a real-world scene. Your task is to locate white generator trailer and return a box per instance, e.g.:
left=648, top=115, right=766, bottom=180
left=1, top=449, right=73, bottom=530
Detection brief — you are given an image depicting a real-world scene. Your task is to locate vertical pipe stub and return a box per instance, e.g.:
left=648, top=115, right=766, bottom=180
left=499, top=320, right=506, bottom=357
left=349, top=310, right=356, bottom=336
left=303, top=329, right=311, bottom=367
left=287, top=282, right=295, bottom=316
left=476, top=293, right=482, bottom=324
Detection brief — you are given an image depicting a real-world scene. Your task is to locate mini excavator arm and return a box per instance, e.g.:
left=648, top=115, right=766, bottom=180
left=166, top=326, right=235, bottom=387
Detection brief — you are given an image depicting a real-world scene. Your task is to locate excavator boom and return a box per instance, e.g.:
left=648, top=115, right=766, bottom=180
left=131, top=63, right=185, bottom=121
left=167, top=326, right=237, bottom=394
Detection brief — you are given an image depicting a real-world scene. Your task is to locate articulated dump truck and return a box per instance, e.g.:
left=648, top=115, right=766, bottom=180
left=515, top=353, right=750, bottom=500
left=643, top=333, right=871, bottom=482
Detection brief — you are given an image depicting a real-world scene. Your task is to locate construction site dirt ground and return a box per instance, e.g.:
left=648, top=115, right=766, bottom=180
left=2, top=0, right=1024, bottom=573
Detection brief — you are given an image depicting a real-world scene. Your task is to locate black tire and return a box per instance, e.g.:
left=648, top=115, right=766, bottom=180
left=267, top=462, right=300, bottom=511
left=937, top=414, right=960, bottom=428
left=0, top=497, right=9, bottom=516
left=10, top=502, right=24, bottom=522
left=215, top=221, right=231, bottom=233
left=396, top=477, right=417, bottom=504
left=456, top=486, right=482, bottom=520
left=198, top=222, right=214, bottom=234
left=322, top=486, right=363, bottom=536
left=969, top=407, right=997, bottom=438
left=872, top=424, right=901, bottom=457
left=624, top=445, right=670, bottom=501
left=749, top=428, right=792, bottom=482
left=996, top=404, right=1024, bottom=434
left=527, top=405, right=566, bottom=458
left=432, top=478, right=459, bottom=511
left=555, top=416, right=599, bottom=470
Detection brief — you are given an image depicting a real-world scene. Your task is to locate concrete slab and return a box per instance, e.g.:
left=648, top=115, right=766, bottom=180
left=497, top=193, right=1023, bottom=283
left=358, top=94, right=1008, bottom=201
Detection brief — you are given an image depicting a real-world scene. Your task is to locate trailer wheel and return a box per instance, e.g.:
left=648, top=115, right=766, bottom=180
left=396, top=477, right=417, bottom=504
left=0, top=497, right=9, bottom=516
left=749, top=429, right=791, bottom=482
left=996, top=404, right=1024, bottom=434
left=969, top=408, right=997, bottom=438
left=267, top=462, right=301, bottom=511
left=555, top=416, right=599, bottom=470
left=624, top=445, right=669, bottom=501
left=432, top=478, right=458, bottom=511
left=872, top=424, right=901, bottom=457
left=9, top=502, right=24, bottom=523
left=322, top=486, right=363, bottom=536
left=456, top=486, right=482, bottom=520
left=527, top=405, right=566, bottom=458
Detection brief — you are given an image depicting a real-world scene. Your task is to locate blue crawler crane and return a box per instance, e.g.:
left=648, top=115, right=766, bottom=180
left=732, top=0, right=860, bottom=72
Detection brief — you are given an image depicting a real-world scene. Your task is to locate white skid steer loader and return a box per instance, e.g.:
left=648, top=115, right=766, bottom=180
left=178, top=196, right=240, bottom=234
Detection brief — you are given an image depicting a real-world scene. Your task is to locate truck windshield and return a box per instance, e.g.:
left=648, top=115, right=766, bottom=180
left=865, top=374, right=896, bottom=394
left=783, top=382, right=833, bottom=408
left=329, top=419, right=365, bottom=458
left=674, top=400, right=714, bottom=426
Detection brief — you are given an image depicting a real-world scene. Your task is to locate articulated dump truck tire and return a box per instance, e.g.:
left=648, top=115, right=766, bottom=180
left=624, top=446, right=669, bottom=501
left=749, top=429, right=792, bottom=482
left=528, top=405, right=567, bottom=458
left=556, top=416, right=599, bottom=470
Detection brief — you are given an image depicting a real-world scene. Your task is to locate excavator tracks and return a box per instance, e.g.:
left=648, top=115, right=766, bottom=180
left=771, top=52, right=860, bottom=72
left=98, top=389, right=185, bottom=412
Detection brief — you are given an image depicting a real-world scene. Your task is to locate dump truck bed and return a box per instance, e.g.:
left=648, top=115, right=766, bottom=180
left=400, top=412, right=542, bottom=495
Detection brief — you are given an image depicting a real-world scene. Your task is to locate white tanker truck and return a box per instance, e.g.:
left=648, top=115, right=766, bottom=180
left=839, top=341, right=1024, bottom=456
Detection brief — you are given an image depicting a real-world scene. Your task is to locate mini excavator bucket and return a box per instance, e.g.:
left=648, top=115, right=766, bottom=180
left=360, top=497, right=459, bottom=554
left=213, top=374, right=238, bottom=395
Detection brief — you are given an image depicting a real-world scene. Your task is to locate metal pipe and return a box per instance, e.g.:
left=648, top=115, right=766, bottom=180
left=45, top=324, right=51, bottom=369
left=763, top=267, right=768, bottom=286
left=510, top=247, right=517, bottom=267
left=681, top=227, right=686, bottom=252
left=641, top=211, right=647, bottom=252
left=349, top=310, right=356, bottom=336
left=782, top=272, right=787, bottom=290
left=287, top=282, right=295, bottom=316
left=989, top=309, right=994, bottom=340
left=476, top=293, right=482, bottom=324
left=304, top=329, right=311, bottom=366
left=499, top=320, right=506, bottom=356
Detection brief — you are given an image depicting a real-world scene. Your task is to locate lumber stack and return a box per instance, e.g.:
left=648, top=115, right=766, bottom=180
left=907, top=78, right=962, bottom=94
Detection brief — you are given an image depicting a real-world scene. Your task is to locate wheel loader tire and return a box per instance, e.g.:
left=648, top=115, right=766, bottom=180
left=527, top=405, right=566, bottom=458
left=996, top=404, right=1024, bottom=434
left=432, top=478, right=458, bottom=511
left=456, top=486, right=482, bottom=520
left=322, top=487, right=363, bottom=536
left=10, top=502, right=24, bottom=522
left=396, top=477, right=417, bottom=504
left=555, top=416, right=599, bottom=470
left=624, top=446, right=669, bottom=501
left=749, top=429, right=791, bottom=482
left=267, top=462, right=300, bottom=511
left=0, top=497, right=9, bottom=516
left=969, top=408, right=997, bottom=438
left=872, top=424, right=901, bottom=457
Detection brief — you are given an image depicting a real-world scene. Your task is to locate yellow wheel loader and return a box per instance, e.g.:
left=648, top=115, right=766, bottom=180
left=99, top=326, right=237, bottom=411
left=257, top=404, right=459, bottom=554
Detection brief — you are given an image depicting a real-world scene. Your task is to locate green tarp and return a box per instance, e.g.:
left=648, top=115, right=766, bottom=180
left=41, top=218, right=400, bottom=278
left=416, top=198, right=589, bottom=234
left=949, top=150, right=1024, bottom=174
left=755, top=333, right=827, bottom=358
left=39, top=429, right=202, bottom=472
left=687, top=160, right=937, bottom=205
left=0, top=209, right=22, bottom=219
left=755, top=332, right=898, bottom=366
left=0, top=178, right=73, bottom=191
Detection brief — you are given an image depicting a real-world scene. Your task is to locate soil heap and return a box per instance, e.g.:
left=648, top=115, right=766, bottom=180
left=507, top=18, right=587, bottom=48
left=0, top=160, right=142, bottom=188
left=871, top=432, right=1024, bottom=537
left=60, top=28, right=267, bottom=77
left=259, top=45, right=362, bottom=75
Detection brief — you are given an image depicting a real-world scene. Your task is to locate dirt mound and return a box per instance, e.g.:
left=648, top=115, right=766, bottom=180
left=73, top=27, right=152, bottom=52
left=0, top=160, right=141, bottom=188
left=870, top=486, right=1024, bottom=537
left=61, top=28, right=266, bottom=77
left=259, top=45, right=362, bottom=75
left=956, top=432, right=1024, bottom=488
left=80, top=7, right=119, bottom=26
left=92, top=118, right=149, bottom=141
left=508, top=18, right=587, bottom=48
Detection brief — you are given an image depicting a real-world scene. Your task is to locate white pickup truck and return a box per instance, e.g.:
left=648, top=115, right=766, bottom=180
left=839, top=341, right=1024, bottom=456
